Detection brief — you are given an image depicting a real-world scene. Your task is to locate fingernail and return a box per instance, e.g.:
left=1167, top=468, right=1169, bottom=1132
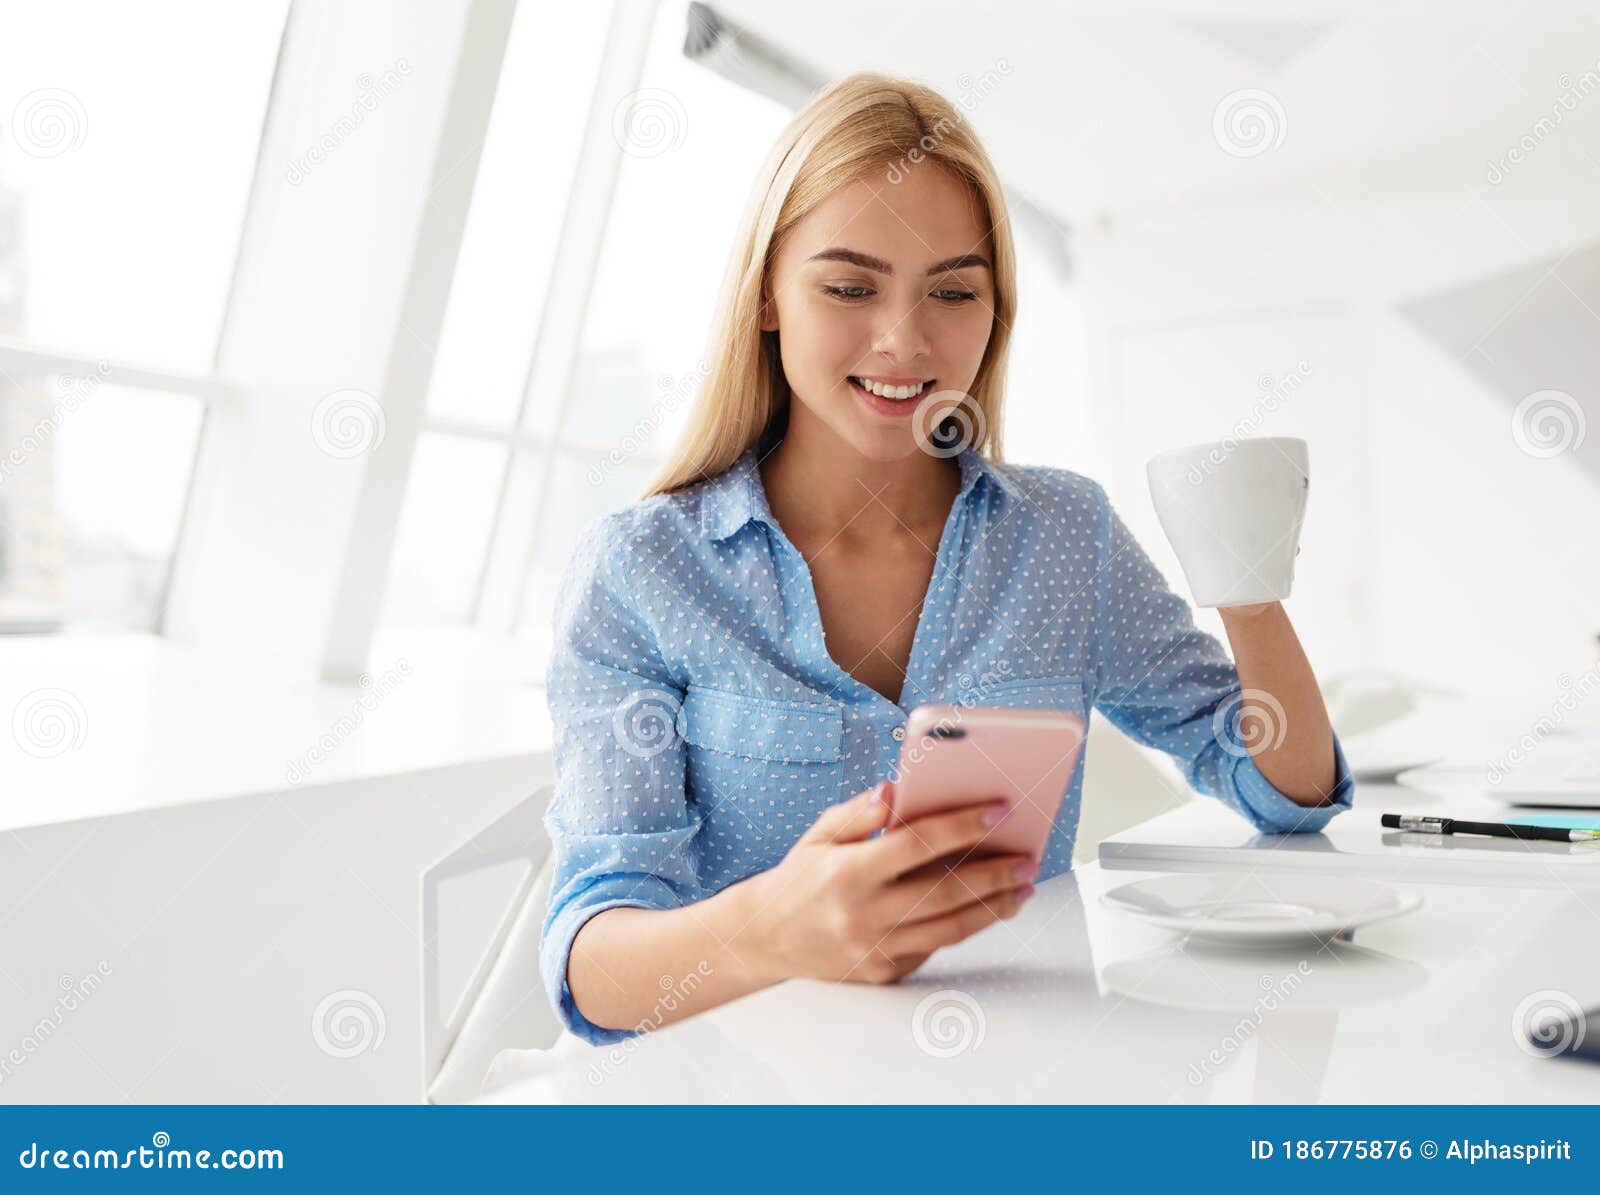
left=1016, top=884, right=1036, bottom=903
left=1013, top=861, right=1039, bottom=882
left=870, top=782, right=888, bottom=804
left=981, top=805, right=1008, bottom=827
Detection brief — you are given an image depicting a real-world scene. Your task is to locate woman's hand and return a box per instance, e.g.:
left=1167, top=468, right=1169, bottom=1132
left=737, top=780, right=1039, bottom=986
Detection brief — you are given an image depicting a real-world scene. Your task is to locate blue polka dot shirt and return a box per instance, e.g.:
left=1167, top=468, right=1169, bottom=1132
left=539, top=442, right=1355, bottom=1044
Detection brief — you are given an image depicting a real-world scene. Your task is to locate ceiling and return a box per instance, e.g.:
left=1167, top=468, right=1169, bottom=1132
left=713, top=0, right=1600, bottom=226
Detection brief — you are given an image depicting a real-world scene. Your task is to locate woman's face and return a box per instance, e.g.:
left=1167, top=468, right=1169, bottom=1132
left=760, top=163, right=995, bottom=462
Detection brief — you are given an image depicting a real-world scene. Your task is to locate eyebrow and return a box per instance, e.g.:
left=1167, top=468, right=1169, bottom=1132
left=805, top=247, right=992, bottom=276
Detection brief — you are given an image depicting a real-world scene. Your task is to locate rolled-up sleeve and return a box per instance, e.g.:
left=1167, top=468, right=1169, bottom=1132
left=538, top=514, right=705, bottom=1046
left=1087, top=483, right=1354, bottom=834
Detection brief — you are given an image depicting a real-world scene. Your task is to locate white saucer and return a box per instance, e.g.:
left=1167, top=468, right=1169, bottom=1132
left=1100, top=873, right=1422, bottom=943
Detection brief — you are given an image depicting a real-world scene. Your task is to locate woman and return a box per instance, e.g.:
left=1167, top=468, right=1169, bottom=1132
left=539, top=72, right=1353, bottom=1047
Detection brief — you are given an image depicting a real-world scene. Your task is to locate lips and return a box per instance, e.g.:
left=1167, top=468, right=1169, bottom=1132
left=847, top=375, right=940, bottom=418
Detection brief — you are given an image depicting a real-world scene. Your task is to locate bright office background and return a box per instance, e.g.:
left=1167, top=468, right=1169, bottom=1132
left=3, top=0, right=1597, bottom=697
left=2, top=0, right=1598, bottom=1105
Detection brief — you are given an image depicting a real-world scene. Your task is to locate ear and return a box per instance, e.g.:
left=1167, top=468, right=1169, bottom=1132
left=757, top=288, right=779, bottom=333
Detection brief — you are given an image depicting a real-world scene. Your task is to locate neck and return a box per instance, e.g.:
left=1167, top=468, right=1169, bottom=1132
left=758, top=412, right=962, bottom=543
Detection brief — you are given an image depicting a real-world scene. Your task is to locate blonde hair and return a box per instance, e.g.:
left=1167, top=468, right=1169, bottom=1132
left=641, top=71, right=1016, bottom=498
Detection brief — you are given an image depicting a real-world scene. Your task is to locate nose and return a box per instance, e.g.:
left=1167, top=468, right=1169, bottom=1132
left=870, top=295, right=932, bottom=364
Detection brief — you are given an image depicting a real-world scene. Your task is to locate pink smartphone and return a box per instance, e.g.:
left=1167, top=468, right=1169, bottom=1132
left=888, top=703, right=1085, bottom=860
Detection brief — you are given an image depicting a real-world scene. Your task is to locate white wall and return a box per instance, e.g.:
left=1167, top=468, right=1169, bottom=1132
left=1066, top=181, right=1600, bottom=696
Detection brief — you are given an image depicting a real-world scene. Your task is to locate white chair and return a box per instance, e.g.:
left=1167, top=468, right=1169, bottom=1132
left=419, top=787, right=563, bottom=1104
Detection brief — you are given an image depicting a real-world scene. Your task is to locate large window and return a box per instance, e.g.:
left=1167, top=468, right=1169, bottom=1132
left=512, top=3, right=792, bottom=659
left=0, top=0, right=288, bottom=632
left=380, top=0, right=793, bottom=670
left=378, top=0, right=613, bottom=628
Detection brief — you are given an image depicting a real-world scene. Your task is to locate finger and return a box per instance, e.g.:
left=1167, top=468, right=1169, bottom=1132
left=801, top=780, right=892, bottom=845
left=857, top=942, right=934, bottom=985
left=886, top=951, right=932, bottom=981
left=881, top=886, right=1033, bottom=956
left=857, top=799, right=1014, bottom=878
left=882, top=853, right=1039, bottom=925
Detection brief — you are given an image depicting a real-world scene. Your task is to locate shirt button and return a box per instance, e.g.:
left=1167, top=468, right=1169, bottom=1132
left=891, top=725, right=906, bottom=741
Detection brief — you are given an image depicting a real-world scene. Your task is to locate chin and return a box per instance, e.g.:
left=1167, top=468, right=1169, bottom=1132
left=791, top=387, right=958, bottom=463
left=830, top=416, right=929, bottom=463
left=859, top=434, right=931, bottom=463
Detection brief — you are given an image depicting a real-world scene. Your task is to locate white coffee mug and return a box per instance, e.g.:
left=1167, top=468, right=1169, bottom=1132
left=1145, top=436, right=1309, bottom=608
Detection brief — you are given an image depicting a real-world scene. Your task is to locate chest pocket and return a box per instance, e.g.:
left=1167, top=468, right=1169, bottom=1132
left=969, top=673, right=1087, bottom=719
left=678, top=685, right=844, bottom=762
left=676, top=686, right=847, bottom=866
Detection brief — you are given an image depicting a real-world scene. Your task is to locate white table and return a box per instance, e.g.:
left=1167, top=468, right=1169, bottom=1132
left=483, top=847, right=1600, bottom=1103
left=1100, top=784, right=1600, bottom=889
left=0, top=629, right=550, bottom=832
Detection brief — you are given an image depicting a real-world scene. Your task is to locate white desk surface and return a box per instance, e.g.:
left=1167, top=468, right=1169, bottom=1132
left=1099, top=781, right=1600, bottom=889
left=0, top=629, right=552, bottom=832
left=484, top=849, right=1600, bottom=1104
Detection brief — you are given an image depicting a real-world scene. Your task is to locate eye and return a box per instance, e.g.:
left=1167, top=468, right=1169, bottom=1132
left=933, top=288, right=979, bottom=304
left=822, top=284, right=873, bottom=301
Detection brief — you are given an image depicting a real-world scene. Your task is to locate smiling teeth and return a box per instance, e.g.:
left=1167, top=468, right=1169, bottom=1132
left=855, top=378, right=930, bottom=400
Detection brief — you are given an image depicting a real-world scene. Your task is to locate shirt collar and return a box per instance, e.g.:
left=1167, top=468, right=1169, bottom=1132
left=699, top=442, right=1020, bottom=543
